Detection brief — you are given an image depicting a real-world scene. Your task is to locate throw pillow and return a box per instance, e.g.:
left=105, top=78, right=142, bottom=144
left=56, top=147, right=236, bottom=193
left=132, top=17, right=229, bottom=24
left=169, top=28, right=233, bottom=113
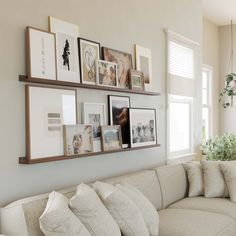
left=117, top=183, right=159, bottom=236
left=201, top=161, right=229, bottom=198
left=93, top=181, right=149, bottom=236
left=69, top=183, right=121, bottom=236
left=183, top=162, right=204, bottom=197
left=220, top=161, right=236, bottom=202
left=39, top=191, right=91, bottom=236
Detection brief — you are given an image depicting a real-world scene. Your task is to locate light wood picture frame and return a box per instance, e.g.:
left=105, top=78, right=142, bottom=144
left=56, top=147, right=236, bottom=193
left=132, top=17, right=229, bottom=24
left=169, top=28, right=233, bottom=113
left=130, top=70, right=145, bottom=91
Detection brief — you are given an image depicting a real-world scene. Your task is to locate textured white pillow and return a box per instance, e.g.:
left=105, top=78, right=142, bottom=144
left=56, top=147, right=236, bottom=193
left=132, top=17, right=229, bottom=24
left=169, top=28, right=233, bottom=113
left=117, top=184, right=159, bottom=236
left=201, top=161, right=229, bottom=198
left=93, top=181, right=149, bottom=236
left=39, top=191, right=91, bottom=236
left=220, top=161, right=236, bottom=202
left=69, top=183, right=121, bottom=236
left=183, top=162, right=204, bottom=197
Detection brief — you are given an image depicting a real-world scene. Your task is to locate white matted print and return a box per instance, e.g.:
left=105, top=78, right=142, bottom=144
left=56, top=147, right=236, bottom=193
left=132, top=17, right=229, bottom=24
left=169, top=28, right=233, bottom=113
left=27, top=85, right=77, bottom=159
left=49, top=16, right=80, bottom=83
left=82, top=103, right=106, bottom=152
left=129, top=108, right=157, bottom=147
left=26, top=27, right=56, bottom=80
left=135, top=44, right=152, bottom=91
left=63, top=125, right=93, bottom=156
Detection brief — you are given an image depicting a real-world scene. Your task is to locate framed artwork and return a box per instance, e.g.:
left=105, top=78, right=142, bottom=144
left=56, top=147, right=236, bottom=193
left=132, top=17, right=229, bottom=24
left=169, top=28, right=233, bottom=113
left=101, top=125, right=123, bottom=151
left=96, top=60, right=118, bottom=87
left=82, top=102, right=106, bottom=152
left=102, top=47, right=132, bottom=89
left=135, top=44, right=152, bottom=91
left=25, top=85, right=77, bottom=160
left=130, top=70, right=145, bottom=91
left=63, top=125, right=93, bottom=156
left=108, top=95, right=130, bottom=148
left=78, top=38, right=100, bottom=85
left=26, top=26, right=57, bottom=80
left=129, top=108, right=157, bottom=148
left=49, top=16, right=80, bottom=83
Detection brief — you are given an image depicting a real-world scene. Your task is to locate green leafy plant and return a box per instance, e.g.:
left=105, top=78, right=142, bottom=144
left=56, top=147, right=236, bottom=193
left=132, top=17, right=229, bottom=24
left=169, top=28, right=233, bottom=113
left=202, top=133, right=236, bottom=161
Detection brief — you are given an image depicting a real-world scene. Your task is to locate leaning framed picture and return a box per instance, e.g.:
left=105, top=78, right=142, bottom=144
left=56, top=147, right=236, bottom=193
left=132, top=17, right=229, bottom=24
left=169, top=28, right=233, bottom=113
left=63, top=125, right=93, bottom=156
left=108, top=95, right=130, bottom=148
left=25, top=85, right=77, bottom=160
left=129, top=70, right=145, bottom=91
left=82, top=102, right=106, bottom=152
left=26, top=26, right=57, bottom=80
left=102, top=47, right=132, bottom=89
left=49, top=16, right=80, bottom=83
left=135, top=44, right=152, bottom=91
left=78, top=38, right=100, bottom=85
left=129, top=108, right=157, bottom=148
left=101, top=125, right=123, bottom=151
left=96, top=60, right=118, bottom=87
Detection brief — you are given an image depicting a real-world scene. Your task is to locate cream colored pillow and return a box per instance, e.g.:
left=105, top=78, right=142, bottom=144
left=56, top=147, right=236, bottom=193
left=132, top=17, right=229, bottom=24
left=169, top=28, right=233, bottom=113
left=39, top=191, right=91, bottom=236
left=201, top=161, right=229, bottom=198
left=69, top=183, right=121, bottom=236
left=93, top=181, right=149, bottom=236
left=183, top=162, right=204, bottom=197
left=117, top=184, right=159, bottom=236
left=220, top=161, right=236, bottom=202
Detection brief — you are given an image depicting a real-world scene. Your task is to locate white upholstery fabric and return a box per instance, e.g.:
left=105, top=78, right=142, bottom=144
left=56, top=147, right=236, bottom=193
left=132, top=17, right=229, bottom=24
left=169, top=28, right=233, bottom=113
left=69, top=183, right=121, bottom=236
left=220, top=161, right=236, bottom=202
left=201, top=161, right=229, bottom=198
left=39, top=191, right=90, bottom=236
left=117, top=184, right=159, bottom=236
left=93, top=181, right=149, bottom=236
left=183, top=162, right=204, bottom=197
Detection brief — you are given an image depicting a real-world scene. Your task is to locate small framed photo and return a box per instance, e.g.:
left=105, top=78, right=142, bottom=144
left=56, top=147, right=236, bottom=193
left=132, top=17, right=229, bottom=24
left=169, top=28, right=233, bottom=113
left=101, top=125, right=123, bottom=151
left=108, top=95, right=130, bottom=148
left=102, top=47, right=132, bottom=89
left=78, top=38, right=100, bottom=85
left=49, top=16, right=80, bottom=83
left=129, top=108, right=157, bottom=148
left=96, top=60, right=118, bottom=87
left=63, top=125, right=93, bottom=156
left=135, top=44, right=152, bottom=91
left=26, top=27, right=57, bottom=80
left=82, top=102, right=106, bottom=152
left=130, top=70, right=145, bottom=91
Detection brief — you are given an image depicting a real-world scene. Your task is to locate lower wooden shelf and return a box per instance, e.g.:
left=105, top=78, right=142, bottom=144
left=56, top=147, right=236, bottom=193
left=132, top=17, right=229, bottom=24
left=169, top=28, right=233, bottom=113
left=19, top=144, right=160, bottom=164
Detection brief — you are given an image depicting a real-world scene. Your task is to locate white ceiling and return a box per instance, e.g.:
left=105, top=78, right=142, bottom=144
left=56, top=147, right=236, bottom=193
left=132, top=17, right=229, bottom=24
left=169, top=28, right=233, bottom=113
left=202, top=0, right=236, bottom=26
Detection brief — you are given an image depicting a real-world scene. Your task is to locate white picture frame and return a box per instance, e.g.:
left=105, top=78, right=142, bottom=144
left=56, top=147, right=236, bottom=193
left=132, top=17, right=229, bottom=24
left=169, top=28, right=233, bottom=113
left=49, top=16, right=80, bottom=83
left=82, top=102, right=106, bottom=152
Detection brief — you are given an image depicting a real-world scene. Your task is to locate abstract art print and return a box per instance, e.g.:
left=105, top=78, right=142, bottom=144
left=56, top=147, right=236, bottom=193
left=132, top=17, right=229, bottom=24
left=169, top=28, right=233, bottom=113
left=130, top=70, right=145, bottom=91
left=63, top=125, right=93, bottom=156
left=102, top=47, right=132, bottom=89
left=129, top=108, right=157, bottom=147
left=78, top=38, right=100, bottom=85
left=49, top=16, right=80, bottom=83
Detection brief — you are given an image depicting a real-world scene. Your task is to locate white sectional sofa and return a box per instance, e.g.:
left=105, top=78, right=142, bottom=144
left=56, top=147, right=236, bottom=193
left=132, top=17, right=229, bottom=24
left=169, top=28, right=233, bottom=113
left=1, top=164, right=236, bottom=236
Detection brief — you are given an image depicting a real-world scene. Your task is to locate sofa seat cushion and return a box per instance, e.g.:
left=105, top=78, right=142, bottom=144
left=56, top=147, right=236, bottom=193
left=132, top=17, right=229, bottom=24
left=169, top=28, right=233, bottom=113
left=159, top=208, right=236, bottom=236
left=169, top=197, right=236, bottom=220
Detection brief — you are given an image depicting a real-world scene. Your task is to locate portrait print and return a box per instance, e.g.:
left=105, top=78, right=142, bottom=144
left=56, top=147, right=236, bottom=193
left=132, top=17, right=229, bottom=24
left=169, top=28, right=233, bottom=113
left=89, top=114, right=101, bottom=139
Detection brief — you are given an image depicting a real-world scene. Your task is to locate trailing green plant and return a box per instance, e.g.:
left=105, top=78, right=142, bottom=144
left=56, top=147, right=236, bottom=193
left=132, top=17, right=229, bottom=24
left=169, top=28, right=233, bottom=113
left=202, top=133, right=236, bottom=161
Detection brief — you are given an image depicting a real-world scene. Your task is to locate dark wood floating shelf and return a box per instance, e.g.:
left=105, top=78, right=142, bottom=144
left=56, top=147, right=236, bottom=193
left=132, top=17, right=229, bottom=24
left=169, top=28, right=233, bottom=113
left=19, top=75, right=160, bottom=96
left=19, top=144, right=160, bottom=164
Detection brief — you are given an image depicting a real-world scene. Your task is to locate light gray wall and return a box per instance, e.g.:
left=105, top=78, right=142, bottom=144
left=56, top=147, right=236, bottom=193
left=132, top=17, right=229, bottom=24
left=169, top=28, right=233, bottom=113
left=0, top=0, right=202, bottom=206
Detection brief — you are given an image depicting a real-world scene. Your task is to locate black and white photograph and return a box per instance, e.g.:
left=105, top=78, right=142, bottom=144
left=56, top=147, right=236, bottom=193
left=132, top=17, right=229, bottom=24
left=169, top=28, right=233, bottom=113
left=129, top=108, right=157, bottom=147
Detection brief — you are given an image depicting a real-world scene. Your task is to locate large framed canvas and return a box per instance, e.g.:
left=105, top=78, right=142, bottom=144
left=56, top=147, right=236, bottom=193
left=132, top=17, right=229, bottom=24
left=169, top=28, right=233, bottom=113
left=135, top=44, right=152, bottom=91
left=26, top=26, right=57, bottom=80
left=25, top=85, right=77, bottom=160
left=108, top=95, right=130, bottom=148
left=102, top=47, right=132, bottom=89
left=63, top=125, right=93, bottom=156
left=49, top=16, right=80, bottom=83
left=129, top=108, right=157, bottom=148
left=78, top=38, right=100, bottom=85
left=82, top=102, right=106, bottom=152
